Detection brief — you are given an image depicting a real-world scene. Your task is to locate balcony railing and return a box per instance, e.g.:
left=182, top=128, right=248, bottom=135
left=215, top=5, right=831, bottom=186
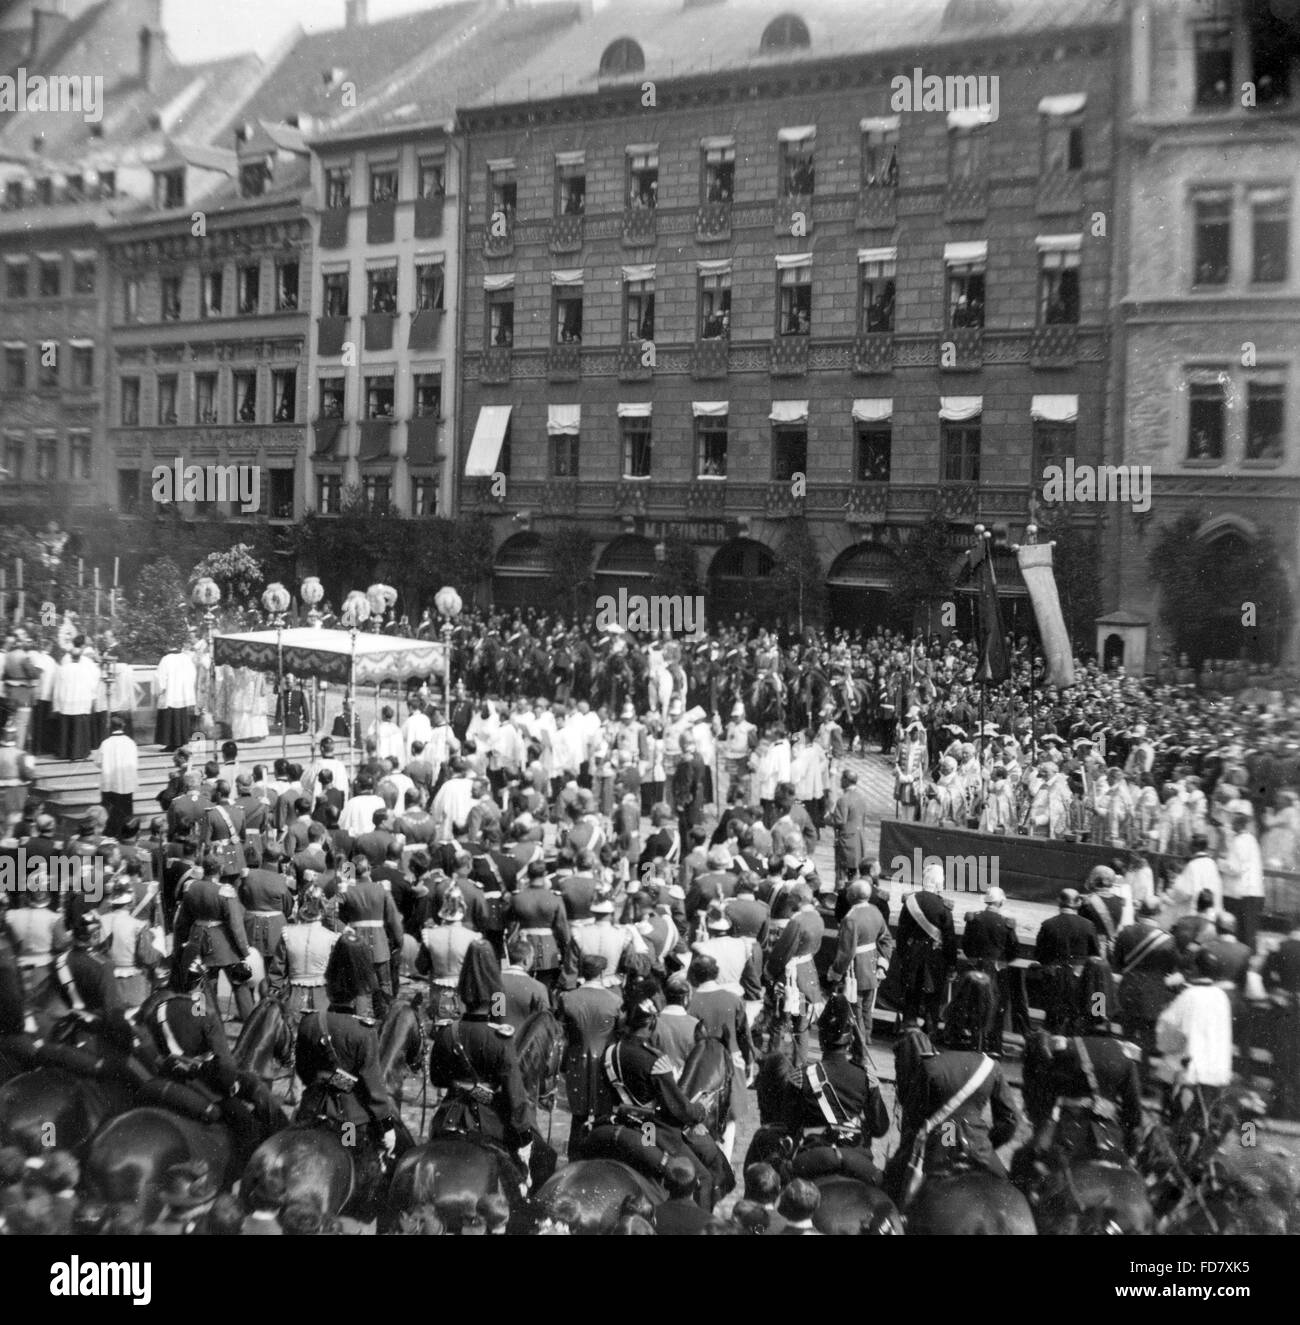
left=622, top=206, right=657, bottom=246
left=363, top=312, right=395, bottom=352
left=856, top=181, right=898, bottom=229
left=318, top=315, right=349, bottom=357
left=548, top=214, right=583, bottom=255
left=941, top=326, right=984, bottom=369
left=618, top=340, right=653, bottom=381
left=480, top=345, right=512, bottom=383
left=1037, top=169, right=1083, bottom=217
left=696, top=201, right=731, bottom=242
left=483, top=214, right=514, bottom=258
left=319, top=207, right=350, bottom=249
left=770, top=336, right=809, bottom=376
left=413, top=194, right=444, bottom=239
left=853, top=331, right=895, bottom=374
left=547, top=342, right=582, bottom=381
left=692, top=337, right=729, bottom=379
left=944, top=177, right=988, bottom=221
left=367, top=199, right=396, bottom=245
left=1028, top=324, right=1078, bottom=367
left=774, top=192, right=814, bottom=236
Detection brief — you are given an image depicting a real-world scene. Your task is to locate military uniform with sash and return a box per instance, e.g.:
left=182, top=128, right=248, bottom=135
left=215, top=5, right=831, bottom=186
left=894, top=890, right=957, bottom=1032
left=506, top=886, right=570, bottom=995
left=428, top=1012, right=534, bottom=1149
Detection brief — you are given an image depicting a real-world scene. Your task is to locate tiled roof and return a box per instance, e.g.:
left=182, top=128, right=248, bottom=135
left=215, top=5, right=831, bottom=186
left=463, top=0, right=1121, bottom=111
left=321, top=1, right=584, bottom=140
left=235, top=0, right=486, bottom=129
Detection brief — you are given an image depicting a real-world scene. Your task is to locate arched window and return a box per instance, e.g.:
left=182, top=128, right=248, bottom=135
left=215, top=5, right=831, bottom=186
left=599, top=37, right=645, bottom=78
left=761, top=13, right=810, bottom=51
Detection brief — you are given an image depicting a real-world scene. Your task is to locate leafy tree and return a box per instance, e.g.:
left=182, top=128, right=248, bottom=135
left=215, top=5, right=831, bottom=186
left=116, top=558, right=191, bottom=660
left=769, top=516, right=826, bottom=632
left=891, top=516, right=957, bottom=633
left=542, top=526, right=595, bottom=617
left=1149, top=510, right=1292, bottom=664
left=191, top=543, right=265, bottom=608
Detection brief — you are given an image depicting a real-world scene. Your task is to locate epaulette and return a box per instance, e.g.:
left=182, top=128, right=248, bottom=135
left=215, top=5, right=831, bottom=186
left=490, top=1022, right=515, bottom=1038
left=1048, top=1034, right=1069, bottom=1053
left=355, top=1014, right=377, bottom=1027
left=1119, top=1040, right=1142, bottom=1061
left=219, top=883, right=238, bottom=898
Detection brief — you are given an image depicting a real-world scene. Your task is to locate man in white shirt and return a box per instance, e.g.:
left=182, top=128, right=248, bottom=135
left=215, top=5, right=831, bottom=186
left=430, top=758, right=475, bottom=841
left=425, top=710, right=461, bottom=776
left=1156, top=949, right=1233, bottom=1101
left=756, top=730, right=792, bottom=828
left=550, top=713, right=584, bottom=795
left=1219, top=813, right=1265, bottom=949
left=339, top=775, right=387, bottom=837
left=93, top=717, right=139, bottom=837
left=1165, top=833, right=1222, bottom=924
left=401, top=699, right=434, bottom=766
left=309, top=736, right=351, bottom=801
left=154, top=645, right=197, bottom=751
left=367, top=706, right=405, bottom=765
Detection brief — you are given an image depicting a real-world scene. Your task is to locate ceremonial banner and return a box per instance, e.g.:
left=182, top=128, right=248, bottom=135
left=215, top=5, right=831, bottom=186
left=969, top=539, right=1011, bottom=685
left=1018, top=541, right=1075, bottom=688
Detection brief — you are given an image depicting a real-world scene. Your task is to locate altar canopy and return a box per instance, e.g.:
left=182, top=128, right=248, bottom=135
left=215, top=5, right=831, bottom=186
left=213, top=628, right=448, bottom=687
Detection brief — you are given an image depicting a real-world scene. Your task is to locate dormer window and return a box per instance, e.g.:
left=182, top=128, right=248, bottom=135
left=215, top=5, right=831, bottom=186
left=155, top=168, right=184, bottom=209
left=599, top=37, right=644, bottom=78
left=240, top=159, right=270, bottom=197
left=761, top=14, right=810, bottom=50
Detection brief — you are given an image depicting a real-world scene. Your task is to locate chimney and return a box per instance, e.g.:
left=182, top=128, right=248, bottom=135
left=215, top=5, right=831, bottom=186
left=30, top=10, right=71, bottom=59
left=344, top=0, right=369, bottom=27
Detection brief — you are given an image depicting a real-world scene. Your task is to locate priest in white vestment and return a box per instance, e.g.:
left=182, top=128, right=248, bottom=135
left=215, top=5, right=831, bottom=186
left=52, top=636, right=101, bottom=760
left=155, top=647, right=198, bottom=751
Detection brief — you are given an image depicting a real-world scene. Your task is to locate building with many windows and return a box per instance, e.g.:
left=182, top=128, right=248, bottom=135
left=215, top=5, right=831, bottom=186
left=457, top=0, right=1123, bottom=628
left=303, top=0, right=582, bottom=520
left=1108, top=0, right=1300, bottom=668
left=0, top=0, right=261, bottom=534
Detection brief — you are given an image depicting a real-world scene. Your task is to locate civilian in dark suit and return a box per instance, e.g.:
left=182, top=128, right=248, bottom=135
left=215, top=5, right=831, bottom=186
left=1034, top=889, right=1102, bottom=1033
left=961, top=886, right=1030, bottom=1053
left=652, top=1158, right=714, bottom=1235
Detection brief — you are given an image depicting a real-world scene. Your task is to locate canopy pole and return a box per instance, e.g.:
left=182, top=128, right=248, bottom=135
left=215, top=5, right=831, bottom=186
left=278, top=624, right=287, bottom=761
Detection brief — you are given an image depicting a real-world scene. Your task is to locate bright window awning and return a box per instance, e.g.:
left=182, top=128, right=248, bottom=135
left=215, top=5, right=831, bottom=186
left=482, top=273, right=515, bottom=292
left=617, top=401, right=652, bottom=419
left=777, top=125, right=816, bottom=143
left=859, top=114, right=901, bottom=133
left=775, top=251, right=813, bottom=269
left=692, top=400, right=728, bottom=417
left=944, top=240, right=988, bottom=265
left=939, top=396, right=983, bottom=422
left=1030, top=395, right=1078, bottom=423
left=852, top=398, right=893, bottom=422
left=547, top=404, right=581, bottom=435
left=947, top=105, right=994, bottom=129
left=465, top=405, right=512, bottom=475
left=770, top=400, right=809, bottom=425
left=1039, top=93, right=1086, bottom=116
left=551, top=269, right=583, bottom=287
left=1035, top=233, right=1082, bottom=252
left=622, top=263, right=656, bottom=282
left=858, top=246, right=897, bottom=265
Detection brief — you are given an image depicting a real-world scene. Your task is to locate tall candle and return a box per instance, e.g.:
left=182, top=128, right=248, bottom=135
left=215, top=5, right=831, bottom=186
left=94, top=566, right=100, bottom=589
left=78, top=558, right=84, bottom=586
left=94, top=587, right=100, bottom=618
left=113, top=556, right=119, bottom=588
left=15, top=558, right=21, bottom=590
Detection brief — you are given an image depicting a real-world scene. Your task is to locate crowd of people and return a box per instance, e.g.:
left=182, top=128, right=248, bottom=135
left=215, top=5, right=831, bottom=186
left=0, top=607, right=1296, bottom=1235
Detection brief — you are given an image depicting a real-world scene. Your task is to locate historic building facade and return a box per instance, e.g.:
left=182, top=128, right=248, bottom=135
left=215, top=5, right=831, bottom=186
left=104, top=132, right=313, bottom=527
left=1108, top=0, right=1300, bottom=668
left=457, top=0, right=1121, bottom=629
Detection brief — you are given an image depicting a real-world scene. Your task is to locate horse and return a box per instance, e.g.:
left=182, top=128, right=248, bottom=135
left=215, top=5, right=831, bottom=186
left=241, top=1125, right=354, bottom=1220
left=531, top=1159, right=664, bottom=1234
left=905, top=1168, right=1038, bottom=1235
left=679, top=1033, right=733, bottom=1143
left=1031, top=1157, right=1154, bottom=1234
left=749, top=674, right=785, bottom=733
left=0, top=1066, right=133, bottom=1155
left=82, top=1106, right=240, bottom=1224
left=378, top=992, right=426, bottom=1117
left=516, top=1008, right=563, bottom=1122
left=813, top=1176, right=905, bottom=1235
left=233, top=992, right=295, bottom=1093
left=381, top=1132, right=528, bottom=1234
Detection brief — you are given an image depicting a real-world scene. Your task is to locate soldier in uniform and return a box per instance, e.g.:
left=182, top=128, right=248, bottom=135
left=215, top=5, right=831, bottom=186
left=136, top=940, right=285, bottom=1156
left=428, top=942, right=537, bottom=1183
left=500, top=938, right=549, bottom=1032
left=269, top=890, right=340, bottom=1020
left=172, top=858, right=256, bottom=1021
left=4, top=881, right=66, bottom=1006
left=505, top=860, right=569, bottom=999
left=895, top=864, right=958, bottom=1035
left=48, top=911, right=137, bottom=1059
left=337, top=856, right=403, bottom=1019
left=960, top=886, right=1029, bottom=1056
left=556, top=953, right=622, bottom=1143
left=0, top=719, right=35, bottom=826
left=586, top=999, right=733, bottom=1209
left=1034, top=889, right=1101, bottom=1034
left=765, top=882, right=825, bottom=1065
left=884, top=1027, right=1021, bottom=1206
left=766, top=994, right=890, bottom=1186
left=685, top=952, right=752, bottom=1158
left=1015, top=1009, right=1144, bottom=1190
left=98, top=882, right=157, bottom=1009
left=416, top=886, right=481, bottom=1024
left=293, top=934, right=403, bottom=1210
left=239, top=843, right=294, bottom=989
left=566, top=895, right=631, bottom=991
left=829, top=879, right=892, bottom=1048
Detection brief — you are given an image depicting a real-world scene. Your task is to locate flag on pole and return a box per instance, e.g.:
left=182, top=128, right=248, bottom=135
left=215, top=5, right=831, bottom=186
left=968, top=536, right=1011, bottom=685
left=1017, top=541, right=1075, bottom=688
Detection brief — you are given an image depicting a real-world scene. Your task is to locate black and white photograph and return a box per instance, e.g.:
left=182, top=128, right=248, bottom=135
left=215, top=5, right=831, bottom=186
left=0, top=0, right=1296, bottom=1286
